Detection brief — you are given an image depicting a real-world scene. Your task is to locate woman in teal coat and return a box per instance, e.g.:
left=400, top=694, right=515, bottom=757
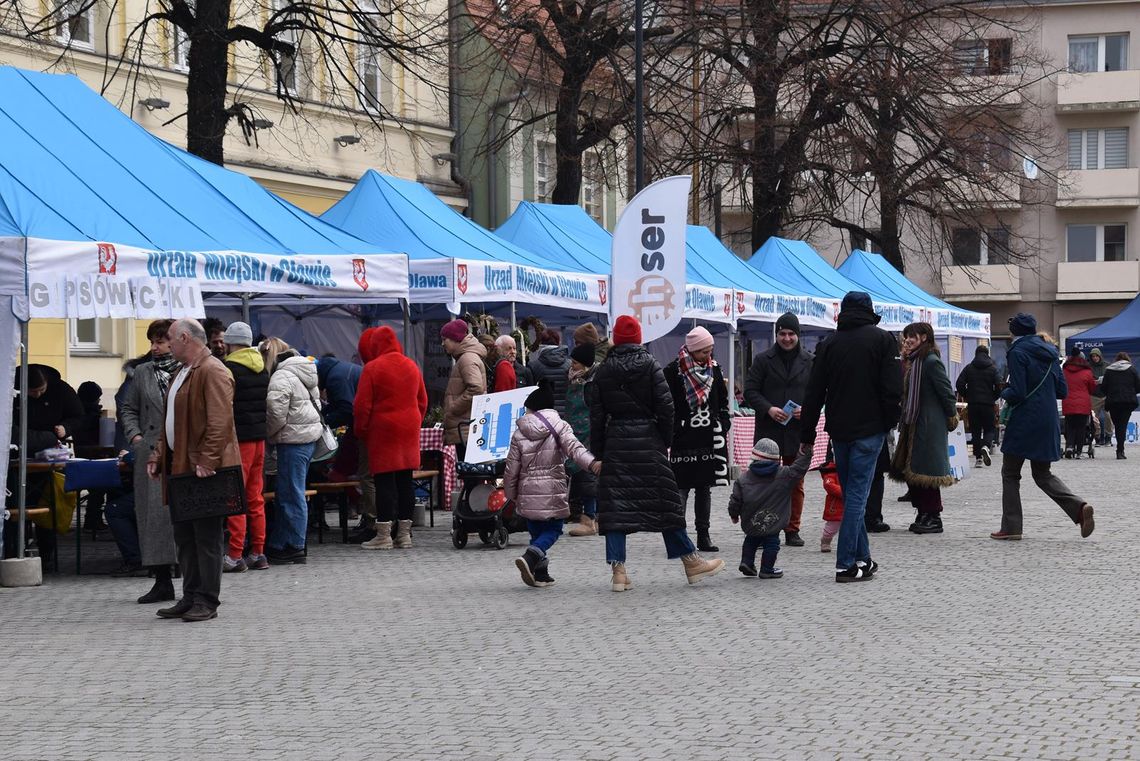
left=890, top=322, right=959, bottom=535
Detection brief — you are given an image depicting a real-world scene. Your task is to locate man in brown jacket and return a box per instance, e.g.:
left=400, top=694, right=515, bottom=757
left=439, top=318, right=487, bottom=459
left=147, top=318, right=242, bottom=622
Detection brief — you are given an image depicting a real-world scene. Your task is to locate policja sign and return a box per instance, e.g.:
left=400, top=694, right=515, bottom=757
left=610, top=175, right=691, bottom=343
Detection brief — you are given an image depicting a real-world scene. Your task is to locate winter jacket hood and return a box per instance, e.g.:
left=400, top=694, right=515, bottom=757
left=1106, top=360, right=1133, bottom=372
left=970, top=354, right=994, bottom=370
left=227, top=346, right=264, bottom=374
left=358, top=327, right=379, bottom=363
left=836, top=304, right=881, bottom=331
left=1064, top=356, right=1091, bottom=373
left=449, top=333, right=487, bottom=360
left=748, top=460, right=780, bottom=478
left=371, top=326, right=402, bottom=357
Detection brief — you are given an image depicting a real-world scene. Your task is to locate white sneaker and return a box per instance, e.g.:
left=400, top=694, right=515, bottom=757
left=981, top=447, right=992, bottom=466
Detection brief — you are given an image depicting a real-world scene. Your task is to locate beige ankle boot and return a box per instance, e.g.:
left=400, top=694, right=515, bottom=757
left=394, top=520, right=414, bottom=548
left=610, top=562, right=633, bottom=592
left=681, top=552, right=725, bottom=585
left=362, top=522, right=393, bottom=550
left=568, top=516, right=597, bottom=537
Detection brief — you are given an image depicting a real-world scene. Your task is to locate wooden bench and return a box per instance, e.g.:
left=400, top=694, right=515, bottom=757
left=263, top=489, right=318, bottom=553
left=309, top=481, right=359, bottom=544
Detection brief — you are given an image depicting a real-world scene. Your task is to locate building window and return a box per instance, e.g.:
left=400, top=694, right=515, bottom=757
left=171, top=0, right=193, bottom=70
left=954, top=38, right=1012, bottom=75
left=68, top=318, right=101, bottom=353
left=273, top=0, right=299, bottom=94
left=1067, top=223, right=1127, bottom=262
left=357, top=2, right=384, bottom=111
left=1068, top=34, right=1129, bottom=73
left=850, top=230, right=882, bottom=254
left=54, top=0, right=94, bottom=49
left=951, top=226, right=1012, bottom=265
left=535, top=141, right=554, bottom=204
left=1067, top=128, right=1128, bottom=170
left=582, top=154, right=603, bottom=225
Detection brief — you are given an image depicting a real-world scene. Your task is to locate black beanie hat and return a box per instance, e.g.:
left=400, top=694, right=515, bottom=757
left=1008, top=312, right=1037, bottom=337
left=570, top=343, right=596, bottom=367
left=775, top=312, right=801, bottom=336
left=524, top=382, right=555, bottom=411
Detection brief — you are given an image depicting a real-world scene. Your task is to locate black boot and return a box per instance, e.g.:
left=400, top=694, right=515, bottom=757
left=514, top=548, right=542, bottom=587
left=908, top=511, right=928, bottom=533
left=783, top=530, right=804, bottom=547
left=697, top=531, right=719, bottom=553
left=137, top=567, right=175, bottom=604
left=533, top=559, right=555, bottom=587
left=912, top=512, right=944, bottom=534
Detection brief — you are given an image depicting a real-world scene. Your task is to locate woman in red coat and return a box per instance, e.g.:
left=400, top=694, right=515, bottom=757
left=1061, top=346, right=1098, bottom=459
left=354, top=327, right=428, bottom=549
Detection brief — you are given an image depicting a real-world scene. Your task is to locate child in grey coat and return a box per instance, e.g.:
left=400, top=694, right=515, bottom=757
left=728, top=438, right=813, bottom=577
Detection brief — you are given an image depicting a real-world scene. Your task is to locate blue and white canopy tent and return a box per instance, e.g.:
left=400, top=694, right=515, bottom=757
left=1066, top=293, right=1140, bottom=359
left=321, top=171, right=608, bottom=319
left=0, top=66, right=412, bottom=563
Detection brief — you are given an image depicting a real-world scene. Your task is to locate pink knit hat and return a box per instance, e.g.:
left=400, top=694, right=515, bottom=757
left=440, top=319, right=469, bottom=342
left=685, top=326, right=714, bottom=352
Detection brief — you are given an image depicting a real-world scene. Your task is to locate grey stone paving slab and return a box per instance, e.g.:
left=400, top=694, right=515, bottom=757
left=2, top=449, right=1138, bottom=759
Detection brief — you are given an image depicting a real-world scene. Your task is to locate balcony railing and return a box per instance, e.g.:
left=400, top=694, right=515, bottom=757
left=1056, top=168, right=1140, bottom=208
left=940, top=264, right=1020, bottom=301
left=1056, top=260, right=1140, bottom=300
left=1057, top=70, right=1140, bottom=112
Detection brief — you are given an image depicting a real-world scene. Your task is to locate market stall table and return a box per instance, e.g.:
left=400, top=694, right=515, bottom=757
left=419, top=428, right=457, bottom=508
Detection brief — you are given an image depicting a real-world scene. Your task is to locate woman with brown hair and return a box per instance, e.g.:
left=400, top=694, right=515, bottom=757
left=890, top=322, right=959, bottom=535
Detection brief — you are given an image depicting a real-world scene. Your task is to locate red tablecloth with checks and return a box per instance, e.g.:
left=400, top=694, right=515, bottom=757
left=419, top=428, right=456, bottom=506
left=731, top=414, right=830, bottom=470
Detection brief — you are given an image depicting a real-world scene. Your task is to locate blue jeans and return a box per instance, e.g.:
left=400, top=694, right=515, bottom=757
left=268, top=441, right=316, bottom=552
left=104, top=490, right=141, bottom=567
left=582, top=497, right=597, bottom=518
left=832, top=433, right=886, bottom=571
left=604, top=528, right=696, bottom=564
left=740, top=534, right=780, bottom=571
left=527, top=519, right=564, bottom=557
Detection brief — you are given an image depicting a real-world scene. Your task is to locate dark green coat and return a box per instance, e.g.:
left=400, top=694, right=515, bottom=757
left=891, top=353, right=958, bottom=488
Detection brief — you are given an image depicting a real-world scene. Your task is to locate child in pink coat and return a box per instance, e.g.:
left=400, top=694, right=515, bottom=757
left=504, top=383, right=600, bottom=587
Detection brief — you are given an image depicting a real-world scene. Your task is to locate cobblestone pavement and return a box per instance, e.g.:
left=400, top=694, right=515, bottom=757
left=3, top=449, right=1139, bottom=760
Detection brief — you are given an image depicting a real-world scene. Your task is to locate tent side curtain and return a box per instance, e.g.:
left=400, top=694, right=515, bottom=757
left=1066, top=293, right=1140, bottom=357
left=0, top=66, right=409, bottom=310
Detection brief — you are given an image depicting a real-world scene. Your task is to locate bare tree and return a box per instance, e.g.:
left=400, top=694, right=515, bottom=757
left=8, top=0, right=451, bottom=165
left=465, top=0, right=669, bottom=203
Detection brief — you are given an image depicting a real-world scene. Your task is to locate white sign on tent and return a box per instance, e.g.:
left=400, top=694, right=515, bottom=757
left=610, top=176, right=691, bottom=343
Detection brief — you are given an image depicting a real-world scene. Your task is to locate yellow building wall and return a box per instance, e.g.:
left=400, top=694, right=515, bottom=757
left=28, top=319, right=67, bottom=374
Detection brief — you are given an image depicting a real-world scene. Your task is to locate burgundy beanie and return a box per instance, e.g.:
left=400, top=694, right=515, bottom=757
left=612, top=315, right=642, bottom=346
left=440, top=318, right=469, bottom=342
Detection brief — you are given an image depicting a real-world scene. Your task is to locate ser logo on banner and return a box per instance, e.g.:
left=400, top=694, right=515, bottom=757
left=610, top=175, right=691, bottom=343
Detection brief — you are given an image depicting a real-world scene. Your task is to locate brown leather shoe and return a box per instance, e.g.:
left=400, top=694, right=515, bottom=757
left=181, top=603, right=218, bottom=622
left=156, top=598, right=193, bottom=619
left=1080, top=504, right=1095, bottom=538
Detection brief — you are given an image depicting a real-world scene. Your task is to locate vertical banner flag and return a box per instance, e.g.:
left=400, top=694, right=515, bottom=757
left=610, top=175, right=691, bottom=343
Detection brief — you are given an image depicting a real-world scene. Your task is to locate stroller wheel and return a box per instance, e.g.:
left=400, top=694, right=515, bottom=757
left=492, top=525, right=510, bottom=550
left=452, top=517, right=468, bottom=549
left=478, top=530, right=493, bottom=545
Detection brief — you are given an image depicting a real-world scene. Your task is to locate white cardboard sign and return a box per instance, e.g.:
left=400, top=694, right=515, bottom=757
left=464, top=386, right=538, bottom=464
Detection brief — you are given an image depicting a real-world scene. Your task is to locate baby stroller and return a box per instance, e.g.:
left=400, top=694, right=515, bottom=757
left=450, top=423, right=527, bottom=550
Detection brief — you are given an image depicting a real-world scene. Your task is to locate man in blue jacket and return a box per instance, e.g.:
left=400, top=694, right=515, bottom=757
left=991, top=313, right=1094, bottom=541
left=316, top=355, right=374, bottom=541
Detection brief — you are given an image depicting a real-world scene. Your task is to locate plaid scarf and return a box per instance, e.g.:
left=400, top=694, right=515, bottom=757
left=677, top=346, right=715, bottom=410
left=151, top=353, right=182, bottom=397
left=901, top=349, right=925, bottom=425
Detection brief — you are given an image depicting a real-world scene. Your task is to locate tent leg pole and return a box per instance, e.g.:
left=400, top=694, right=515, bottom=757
left=16, top=320, right=28, bottom=558
left=401, top=299, right=411, bottom=355
left=241, top=294, right=251, bottom=326
left=727, top=322, right=736, bottom=471
left=510, top=302, right=517, bottom=332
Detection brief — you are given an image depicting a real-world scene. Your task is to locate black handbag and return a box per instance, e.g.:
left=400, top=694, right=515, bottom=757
left=168, top=465, right=247, bottom=522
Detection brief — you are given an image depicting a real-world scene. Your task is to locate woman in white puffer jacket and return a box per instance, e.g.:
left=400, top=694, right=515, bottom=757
left=262, top=338, right=322, bottom=565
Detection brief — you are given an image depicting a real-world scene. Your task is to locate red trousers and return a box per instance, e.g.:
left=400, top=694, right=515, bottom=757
left=782, top=456, right=806, bottom=532
left=227, top=440, right=266, bottom=558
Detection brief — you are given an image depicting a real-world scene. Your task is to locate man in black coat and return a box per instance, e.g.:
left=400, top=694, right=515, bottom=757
left=801, top=292, right=902, bottom=583
left=743, top=312, right=813, bottom=547
left=955, top=344, right=1001, bottom=467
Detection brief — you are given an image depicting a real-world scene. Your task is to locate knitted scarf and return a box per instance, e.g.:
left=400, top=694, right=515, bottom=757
left=568, top=364, right=591, bottom=386
left=677, top=346, right=715, bottom=410
left=151, top=353, right=182, bottom=397
left=901, top=349, right=925, bottom=425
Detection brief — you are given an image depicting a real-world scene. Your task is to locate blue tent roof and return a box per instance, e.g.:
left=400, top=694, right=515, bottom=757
left=747, top=238, right=870, bottom=299
left=0, top=66, right=392, bottom=258
left=496, top=202, right=793, bottom=295
left=493, top=202, right=611, bottom=273
left=840, top=250, right=965, bottom=312
left=1067, top=294, right=1140, bottom=358
left=321, top=170, right=563, bottom=269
